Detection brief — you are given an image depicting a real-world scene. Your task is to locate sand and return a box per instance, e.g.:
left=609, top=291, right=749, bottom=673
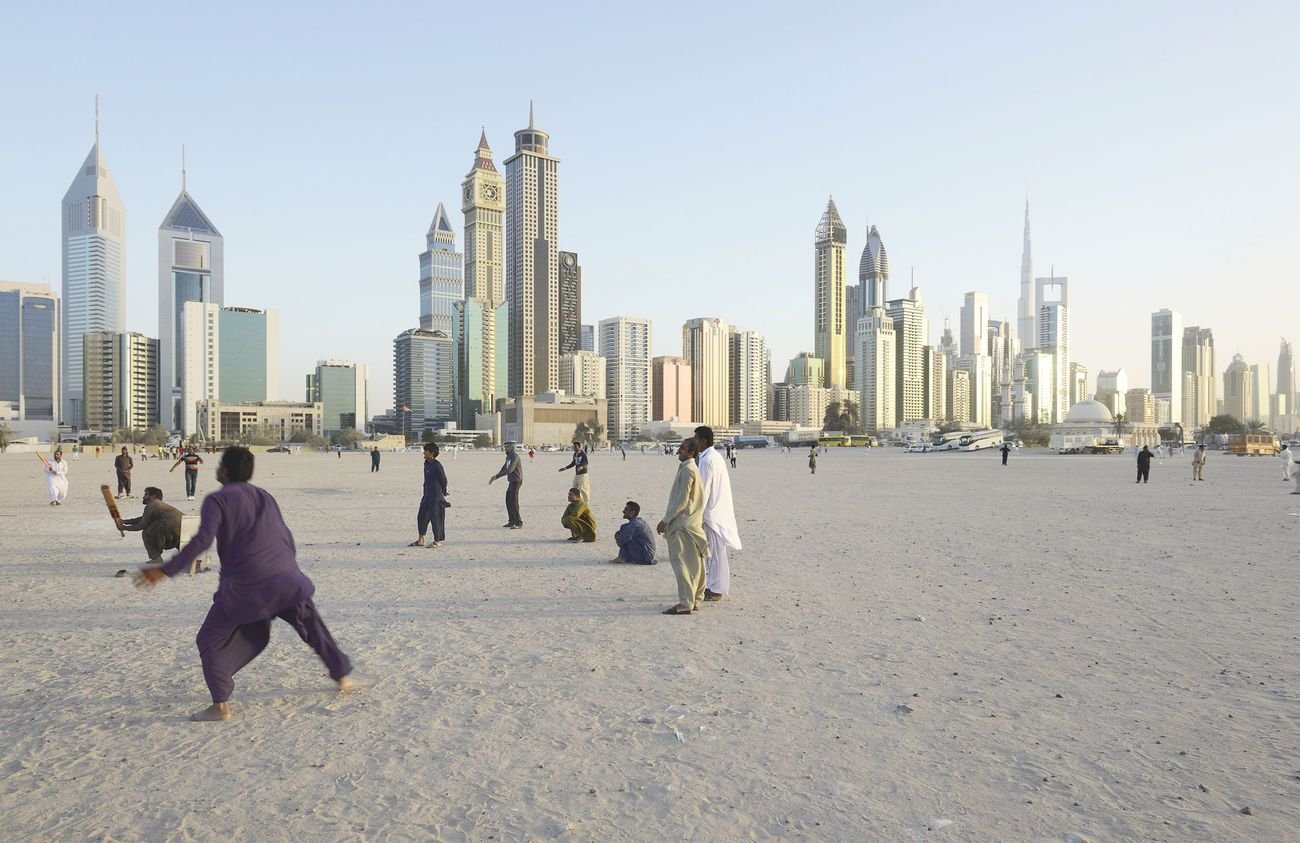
left=0, top=446, right=1295, bottom=841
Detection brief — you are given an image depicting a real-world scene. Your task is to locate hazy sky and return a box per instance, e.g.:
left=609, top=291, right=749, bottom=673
left=2, top=1, right=1297, bottom=416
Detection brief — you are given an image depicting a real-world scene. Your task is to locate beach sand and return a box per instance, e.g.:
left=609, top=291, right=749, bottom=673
left=0, top=446, right=1295, bottom=841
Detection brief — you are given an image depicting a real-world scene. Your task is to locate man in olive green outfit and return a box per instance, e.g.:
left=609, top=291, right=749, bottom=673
left=656, top=438, right=709, bottom=615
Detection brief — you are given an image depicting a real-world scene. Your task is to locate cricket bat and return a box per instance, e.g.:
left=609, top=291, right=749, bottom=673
left=100, top=484, right=126, bottom=537
left=35, top=451, right=50, bottom=469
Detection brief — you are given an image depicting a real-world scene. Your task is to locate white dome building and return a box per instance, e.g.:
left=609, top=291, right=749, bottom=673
left=1051, top=398, right=1161, bottom=450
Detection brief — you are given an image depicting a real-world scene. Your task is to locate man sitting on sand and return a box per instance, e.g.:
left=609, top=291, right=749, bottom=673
left=561, top=487, right=597, bottom=543
left=134, top=447, right=354, bottom=722
left=611, top=500, right=656, bottom=564
left=117, top=486, right=182, bottom=562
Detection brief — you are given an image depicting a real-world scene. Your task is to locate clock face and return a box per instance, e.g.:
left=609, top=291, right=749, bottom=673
left=463, top=183, right=473, bottom=203
left=563, top=254, right=575, bottom=267
left=483, top=184, right=501, bottom=202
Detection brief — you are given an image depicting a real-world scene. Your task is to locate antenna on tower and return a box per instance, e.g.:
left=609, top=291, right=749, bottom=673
left=181, top=144, right=187, bottom=192
left=95, top=94, right=100, bottom=147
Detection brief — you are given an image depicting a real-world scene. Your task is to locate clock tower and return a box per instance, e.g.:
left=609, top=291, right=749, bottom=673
left=457, top=130, right=508, bottom=429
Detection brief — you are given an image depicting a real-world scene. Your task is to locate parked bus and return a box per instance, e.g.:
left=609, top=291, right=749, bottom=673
left=1227, top=433, right=1279, bottom=456
left=958, top=429, right=1004, bottom=451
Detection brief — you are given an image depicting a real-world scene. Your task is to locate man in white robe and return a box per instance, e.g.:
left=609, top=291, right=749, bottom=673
left=45, top=450, right=69, bottom=505
left=694, top=426, right=741, bottom=601
left=1280, top=444, right=1294, bottom=482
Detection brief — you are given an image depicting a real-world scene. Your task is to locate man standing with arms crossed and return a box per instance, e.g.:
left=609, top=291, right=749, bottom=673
left=694, top=426, right=741, bottom=602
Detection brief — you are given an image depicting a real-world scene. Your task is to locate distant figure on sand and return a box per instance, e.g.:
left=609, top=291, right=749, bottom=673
left=1192, top=444, right=1207, bottom=481
left=118, top=487, right=182, bottom=562
left=657, top=438, right=708, bottom=614
left=559, top=440, right=591, bottom=504
left=133, top=447, right=354, bottom=722
left=489, top=442, right=524, bottom=528
left=611, top=501, right=656, bottom=564
left=411, top=442, right=448, bottom=548
left=1281, top=444, right=1294, bottom=482
left=1000, top=442, right=1011, bottom=466
left=45, top=449, right=69, bottom=505
left=114, top=447, right=134, bottom=498
left=696, top=426, right=741, bottom=601
left=808, top=447, right=818, bottom=475
left=561, top=487, right=597, bottom=543
left=1136, top=445, right=1153, bottom=483
left=171, top=447, right=204, bottom=501
left=371, top=447, right=381, bottom=472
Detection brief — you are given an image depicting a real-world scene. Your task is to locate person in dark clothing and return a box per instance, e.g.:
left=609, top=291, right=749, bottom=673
left=118, top=486, right=183, bottom=561
left=114, top=447, right=134, bottom=498
left=489, top=442, right=524, bottom=528
left=411, top=443, right=449, bottom=547
left=1136, top=445, right=1154, bottom=483
left=611, top=500, right=656, bottom=564
left=370, top=447, right=381, bottom=472
left=1000, top=442, right=1011, bottom=466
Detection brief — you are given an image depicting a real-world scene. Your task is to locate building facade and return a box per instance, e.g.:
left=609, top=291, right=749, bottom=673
left=1036, top=276, right=1070, bottom=423
left=314, top=359, right=368, bottom=435
left=652, top=355, right=692, bottom=421
left=682, top=317, right=731, bottom=429
left=419, top=203, right=463, bottom=336
left=886, top=290, right=927, bottom=426
left=1182, top=326, right=1216, bottom=428
left=82, top=331, right=158, bottom=434
left=1125, top=388, right=1156, bottom=425
left=728, top=328, right=768, bottom=426
left=857, top=307, right=895, bottom=433
left=181, top=304, right=280, bottom=437
left=196, top=400, right=323, bottom=444
left=814, top=199, right=847, bottom=389
left=1151, top=309, right=1184, bottom=425
left=1222, top=353, right=1252, bottom=423
left=599, top=316, right=652, bottom=441
left=0, top=282, right=59, bottom=426
left=558, top=251, right=581, bottom=356
left=458, top=131, right=508, bottom=428
left=560, top=350, right=606, bottom=400
left=394, top=328, right=455, bottom=438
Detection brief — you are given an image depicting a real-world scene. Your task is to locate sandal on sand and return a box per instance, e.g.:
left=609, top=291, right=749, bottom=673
left=407, top=540, right=425, bottom=547
left=662, top=606, right=692, bottom=615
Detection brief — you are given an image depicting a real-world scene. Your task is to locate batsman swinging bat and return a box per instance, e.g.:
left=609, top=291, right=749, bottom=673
left=100, top=484, right=126, bottom=537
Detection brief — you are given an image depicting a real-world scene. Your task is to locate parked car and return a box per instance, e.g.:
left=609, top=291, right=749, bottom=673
left=267, top=445, right=291, bottom=453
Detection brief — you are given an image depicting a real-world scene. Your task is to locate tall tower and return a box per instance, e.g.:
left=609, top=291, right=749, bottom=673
left=728, top=327, right=769, bottom=425
left=599, top=316, right=652, bottom=441
left=859, top=225, right=889, bottom=310
left=960, top=292, right=989, bottom=357
left=1275, top=339, right=1296, bottom=434
left=62, top=102, right=126, bottom=426
left=1151, top=309, right=1184, bottom=425
left=1222, top=354, right=1252, bottom=422
left=158, top=159, right=223, bottom=431
left=419, top=202, right=463, bottom=335
left=1181, top=327, right=1216, bottom=428
left=814, top=199, right=847, bottom=389
left=857, top=306, right=895, bottom=433
left=886, top=288, right=928, bottom=426
left=458, top=131, right=508, bottom=428
left=504, top=103, right=561, bottom=397
left=0, top=282, right=59, bottom=423
left=1016, top=200, right=1035, bottom=351
left=558, top=251, right=581, bottom=355
left=682, top=317, right=731, bottom=429
left=1036, top=275, right=1070, bottom=423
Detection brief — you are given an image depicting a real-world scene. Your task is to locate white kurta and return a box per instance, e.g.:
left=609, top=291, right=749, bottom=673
left=1281, top=449, right=1294, bottom=481
left=46, top=459, right=69, bottom=502
left=698, top=446, right=741, bottom=594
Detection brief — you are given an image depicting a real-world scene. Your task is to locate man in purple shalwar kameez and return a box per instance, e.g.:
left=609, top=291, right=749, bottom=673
left=135, top=447, right=353, bottom=721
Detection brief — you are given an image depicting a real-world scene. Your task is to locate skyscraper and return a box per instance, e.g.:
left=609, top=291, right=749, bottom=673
left=886, top=288, right=927, bottom=426
left=458, top=131, right=508, bottom=429
left=1275, top=339, right=1295, bottom=434
left=62, top=105, right=125, bottom=426
left=857, top=307, right=895, bottom=433
left=504, top=104, right=560, bottom=397
left=419, top=203, right=463, bottom=336
left=1182, top=327, right=1216, bottom=428
left=394, top=328, right=455, bottom=438
left=682, top=317, right=731, bottom=429
left=181, top=304, right=280, bottom=436
left=960, top=292, right=989, bottom=357
left=158, top=166, right=223, bottom=431
left=599, top=316, right=652, bottom=441
left=1016, top=200, right=1035, bottom=350
left=1248, top=362, right=1269, bottom=425
left=1151, top=309, right=1184, bottom=425
left=0, top=282, right=59, bottom=425
left=814, top=199, right=847, bottom=389
left=580, top=324, right=595, bottom=353
left=728, top=327, right=768, bottom=425
left=859, top=225, right=888, bottom=310
left=844, top=283, right=860, bottom=390
left=82, top=331, right=158, bottom=434
left=559, top=251, right=581, bottom=356
left=652, top=355, right=691, bottom=421
left=1036, top=275, right=1070, bottom=423
left=987, top=320, right=1019, bottom=427
left=923, top=346, right=947, bottom=422
left=314, top=359, right=368, bottom=435
left=560, top=350, right=606, bottom=400
left=1222, top=354, right=1252, bottom=423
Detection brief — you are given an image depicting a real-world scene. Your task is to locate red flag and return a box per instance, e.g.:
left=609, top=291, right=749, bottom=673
left=402, top=405, right=411, bottom=413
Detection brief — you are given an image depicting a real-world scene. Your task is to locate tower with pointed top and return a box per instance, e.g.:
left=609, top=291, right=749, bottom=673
left=157, top=162, right=223, bottom=431
left=62, top=104, right=126, bottom=426
left=457, top=131, right=509, bottom=429
left=814, top=199, right=847, bottom=389
left=859, top=225, right=888, bottom=311
left=419, top=202, right=463, bottom=335
left=1016, top=200, right=1035, bottom=350
left=504, top=104, right=561, bottom=398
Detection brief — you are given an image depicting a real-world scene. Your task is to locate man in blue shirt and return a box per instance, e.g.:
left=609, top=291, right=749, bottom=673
left=410, top=442, right=449, bottom=547
left=558, top=440, right=591, bottom=504
left=611, top=500, right=656, bottom=564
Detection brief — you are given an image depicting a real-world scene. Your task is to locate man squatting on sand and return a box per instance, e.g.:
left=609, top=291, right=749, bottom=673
left=694, top=425, right=741, bottom=601
left=611, top=501, right=656, bottom=564
left=561, top=487, right=597, bottom=542
left=134, top=447, right=353, bottom=722
left=117, top=487, right=182, bottom=562
left=658, top=438, right=709, bottom=614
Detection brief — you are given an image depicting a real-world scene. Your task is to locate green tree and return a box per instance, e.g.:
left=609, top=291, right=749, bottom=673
left=1245, top=419, right=1269, bottom=433
left=473, top=434, right=492, bottom=448
left=823, top=401, right=843, bottom=431
left=572, top=419, right=605, bottom=448
left=142, top=425, right=170, bottom=446
left=243, top=424, right=282, bottom=446
left=656, top=430, right=679, bottom=442
left=1205, top=414, right=1244, bottom=435
left=331, top=427, right=364, bottom=448
left=1112, top=412, right=1127, bottom=437
left=635, top=430, right=656, bottom=442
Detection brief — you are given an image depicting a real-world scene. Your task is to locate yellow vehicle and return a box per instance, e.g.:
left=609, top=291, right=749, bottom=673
left=1227, top=433, right=1279, bottom=456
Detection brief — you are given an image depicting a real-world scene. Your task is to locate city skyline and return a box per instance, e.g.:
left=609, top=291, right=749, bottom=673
left=1, top=4, right=1296, bottom=418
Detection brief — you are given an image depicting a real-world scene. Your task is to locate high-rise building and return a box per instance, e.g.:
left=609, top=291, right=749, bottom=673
left=419, top=203, right=463, bottom=336
left=62, top=108, right=126, bottom=426
left=314, top=359, right=368, bottom=435
left=947, top=369, right=971, bottom=424
left=560, top=350, right=606, bottom=400
left=1274, top=339, right=1295, bottom=434
left=886, top=288, right=927, bottom=425
left=1125, top=388, right=1156, bottom=425
left=0, top=282, right=59, bottom=424
left=157, top=170, right=223, bottom=431
left=1069, top=362, right=1088, bottom=409
left=504, top=105, right=560, bottom=397
left=960, top=292, right=989, bottom=357
left=580, top=324, right=595, bottom=353
left=923, top=346, right=947, bottom=423
left=652, top=355, right=692, bottom=421
left=728, top=328, right=768, bottom=425
left=1036, top=275, right=1070, bottom=423
left=1016, top=200, right=1035, bottom=350
left=82, top=331, right=158, bottom=434
left=787, top=352, right=824, bottom=387
left=180, top=304, right=279, bottom=436
left=1151, top=309, right=1184, bottom=425
left=394, top=328, right=454, bottom=438
left=857, top=307, right=895, bottom=433
left=1181, top=327, right=1216, bottom=428
left=844, top=283, right=860, bottom=390
left=458, top=131, right=508, bottom=429
left=814, top=199, right=848, bottom=389
left=1222, top=354, right=1252, bottom=423
left=954, top=354, right=992, bottom=427
left=859, top=225, right=889, bottom=310
left=1095, top=369, right=1128, bottom=417
left=558, top=251, right=581, bottom=356
left=1248, top=363, right=1270, bottom=424
left=682, top=317, right=731, bottom=429
left=599, top=316, right=652, bottom=441
left=988, top=320, right=1019, bottom=427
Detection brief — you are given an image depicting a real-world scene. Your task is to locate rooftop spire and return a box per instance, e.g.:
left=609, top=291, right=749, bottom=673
left=478, top=127, right=490, bottom=150
left=529, top=100, right=535, bottom=129
left=94, top=94, right=102, bottom=170
left=181, top=143, right=187, bottom=192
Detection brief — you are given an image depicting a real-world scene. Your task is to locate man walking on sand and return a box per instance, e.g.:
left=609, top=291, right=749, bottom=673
left=489, top=442, right=524, bottom=528
left=1192, top=444, right=1207, bottom=481
left=558, top=440, right=591, bottom=504
left=657, top=438, right=708, bottom=615
left=1280, top=443, right=1294, bottom=482
left=171, top=446, right=204, bottom=500
left=371, top=446, right=381, bottom=473
left=695, top=426, right=741, bottom=601
left=133, top=447, right=354, bottom=722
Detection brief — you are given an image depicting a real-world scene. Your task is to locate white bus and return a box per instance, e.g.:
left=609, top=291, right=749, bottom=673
left=958, top=430, right=1004, bottom=451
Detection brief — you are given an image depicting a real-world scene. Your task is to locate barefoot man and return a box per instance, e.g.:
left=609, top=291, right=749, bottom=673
left=134, top=447, right=354, bottom=721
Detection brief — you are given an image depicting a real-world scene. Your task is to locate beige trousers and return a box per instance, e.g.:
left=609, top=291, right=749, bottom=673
left=571, top=473, right=590, bottom=505
left=666, top=531, right=706, bottom=611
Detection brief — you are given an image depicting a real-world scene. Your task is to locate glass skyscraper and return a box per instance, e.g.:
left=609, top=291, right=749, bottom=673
left=0, top=282, right=59, bottom=424
left=419, top=203, right=463, bottom=336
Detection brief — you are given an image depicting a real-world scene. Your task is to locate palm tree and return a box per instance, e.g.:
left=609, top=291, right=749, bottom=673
left=1113, top=412, right=1128, bottom=437
left=822, top=401, right=843, bottom=432
left=573, top=420, right=605, bottom=448
left=1245, top=419, right=1269, bottom=433
left=839, top=399, right=862, bottom=435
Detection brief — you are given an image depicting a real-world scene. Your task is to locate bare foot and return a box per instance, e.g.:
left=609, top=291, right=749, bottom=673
left=190, top=702, right=232, bottom=721
left=337, top=675, right=358, bottom=694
